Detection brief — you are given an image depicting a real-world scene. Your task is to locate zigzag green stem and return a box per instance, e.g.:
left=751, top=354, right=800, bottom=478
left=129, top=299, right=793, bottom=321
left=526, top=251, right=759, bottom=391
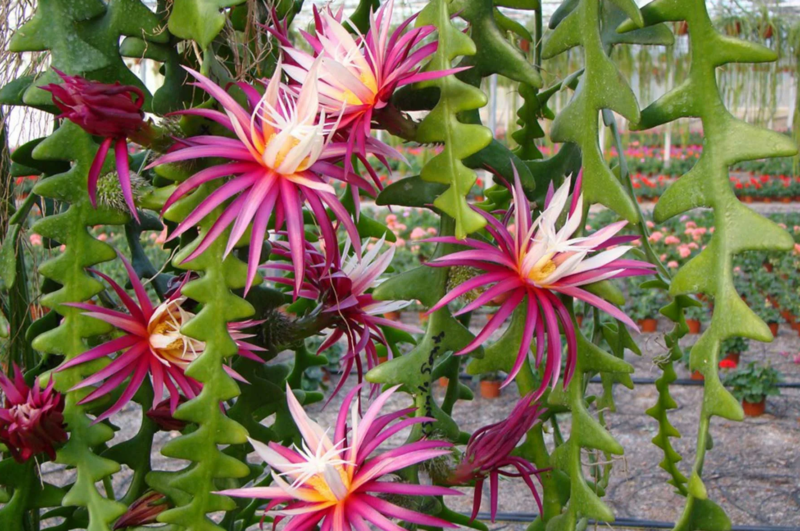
left=154, top=185, right=253, bottom=531
left=414, top=0, right=493, bottom=238
left=28, top=122, right=129, bottom=531
left=605, top=108, right=690, bottom=495
left=619, top=2, right=798, bottom=529
left=543, top=0, right=643, bottom=223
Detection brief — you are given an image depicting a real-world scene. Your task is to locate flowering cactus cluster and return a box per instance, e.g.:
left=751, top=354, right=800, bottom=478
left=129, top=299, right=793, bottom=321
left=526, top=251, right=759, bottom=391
left=1, top=0, right=794, bottom=530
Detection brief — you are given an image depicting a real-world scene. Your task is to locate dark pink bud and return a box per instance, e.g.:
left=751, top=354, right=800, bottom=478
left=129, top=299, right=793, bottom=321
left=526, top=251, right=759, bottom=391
left=0, top=365, right=67, bottom=463
left=113, top=490, right=169, bottom=529
left=42, top=69, right=145, bottom=139
left=146, top=398, right=188, bottom=432
left=448, top=392, right=546, bottom=522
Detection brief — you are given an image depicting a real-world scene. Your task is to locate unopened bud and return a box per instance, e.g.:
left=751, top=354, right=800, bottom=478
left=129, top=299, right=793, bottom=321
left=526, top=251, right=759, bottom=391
left=146, top=398, right=188, bottom=432
left=113, top=490, right=169, bottom=529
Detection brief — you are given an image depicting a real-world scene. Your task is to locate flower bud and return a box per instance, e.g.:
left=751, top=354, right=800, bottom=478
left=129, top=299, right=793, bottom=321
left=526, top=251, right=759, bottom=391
left=42, top=70, right=145, bottom=139
left=113, top=491, right=169, bottom=529
left=146, top=398, right=188, bottom=432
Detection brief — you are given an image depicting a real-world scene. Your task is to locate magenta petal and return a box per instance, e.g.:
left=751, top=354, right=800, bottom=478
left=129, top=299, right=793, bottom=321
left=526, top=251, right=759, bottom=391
left=88, top=137, right=113, bottom=208
left=115, top=137, right=139, bottom=222
left=58, top=334, right=142, bottom=371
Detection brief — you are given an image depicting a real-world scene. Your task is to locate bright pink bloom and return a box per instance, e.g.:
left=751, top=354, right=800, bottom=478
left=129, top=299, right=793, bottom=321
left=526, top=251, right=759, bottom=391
left=62, top=255, right=263, bottom=422
left=42, top=70, right=145, bottom=220
left=264, top=237, right=420, bottom=398
left=448, top=393, right=545, bottom=522
left=425, top=171, right=654, bottom=390
left=148, top=64, right=379, bottom=294
left=218, top=385, right=461, bottom=530
left=0, top=365, right=67, bottom=463
left=277, top=0, right=461, bottom=171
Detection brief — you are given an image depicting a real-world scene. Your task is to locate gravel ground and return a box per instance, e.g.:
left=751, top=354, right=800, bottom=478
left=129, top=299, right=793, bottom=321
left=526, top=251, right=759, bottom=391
left=37, top=318, right=800, bottom=530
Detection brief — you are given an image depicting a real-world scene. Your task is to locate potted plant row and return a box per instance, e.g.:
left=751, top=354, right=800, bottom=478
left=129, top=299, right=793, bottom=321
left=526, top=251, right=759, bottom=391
left=723, top=362, right=782, bottom=417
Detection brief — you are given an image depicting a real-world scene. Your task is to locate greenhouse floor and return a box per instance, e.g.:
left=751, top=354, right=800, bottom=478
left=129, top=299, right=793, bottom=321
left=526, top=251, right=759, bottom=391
left=40, top=321, right=800, bottom=530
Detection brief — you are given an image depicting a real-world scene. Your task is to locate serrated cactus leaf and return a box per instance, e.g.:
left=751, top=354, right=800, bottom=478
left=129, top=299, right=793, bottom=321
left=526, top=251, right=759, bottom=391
left=413, top=0, right=492, bottom=238
left=168, top=0, right=247, bottom=49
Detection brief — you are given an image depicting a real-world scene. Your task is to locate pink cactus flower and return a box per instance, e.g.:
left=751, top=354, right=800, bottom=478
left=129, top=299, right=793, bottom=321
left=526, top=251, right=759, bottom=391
left=264, top=237, right=420, bottom=398
left=0, top=364, right=67, bottom=463
left=42, top=70, right=146, bottom=220
left=148, top=62, right=382, bottom=294
left=217, top=385, right=461, bottom=530
left=424, top=170, right=654, bottom=390
left=62, top=255, right=264, bottom=422
left=276, top=0, right=461, bottom=172
left=448, top=392, right=545, bottom=522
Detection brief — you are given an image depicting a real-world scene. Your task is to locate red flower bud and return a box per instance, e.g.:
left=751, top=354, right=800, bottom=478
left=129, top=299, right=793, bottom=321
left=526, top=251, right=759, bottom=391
left=0, top=365, right=67, bottom=463
left=42, top=69, right=145, bottom=139
left=113, top=491, right=169, bottom=529
left=146, top=398, right=188, bottom=432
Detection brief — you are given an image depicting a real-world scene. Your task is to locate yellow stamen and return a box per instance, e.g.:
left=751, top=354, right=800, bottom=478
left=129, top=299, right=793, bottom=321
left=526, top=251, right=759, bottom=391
left=529, top=259, right=556, bottom=285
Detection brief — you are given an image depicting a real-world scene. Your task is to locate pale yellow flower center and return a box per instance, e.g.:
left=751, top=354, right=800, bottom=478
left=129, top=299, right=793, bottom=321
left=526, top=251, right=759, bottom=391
left=147, top=300, right=205, bottom=368
left=528, top=258, right=556, bottom=285
left=341, top=71, right=378, bottom=106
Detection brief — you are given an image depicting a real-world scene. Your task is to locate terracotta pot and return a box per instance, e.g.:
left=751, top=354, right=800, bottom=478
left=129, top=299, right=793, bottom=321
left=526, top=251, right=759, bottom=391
left=781, top=197, right=791, bottom=203
left=742, top=398, right=766, bottom=417
left=779, top=309, right=795, bottom=324
left=480, top=380, right=502, bottom=399
left=418, top=311, right=429, bottom=324
left=639, top=318, right=658, bottom=333
left=720, top=351, right=740, bottom=367
left=791, top=322, right=800, bottom=336
left=383, top=311, right=401, bottom=321
left=576, top=315, right=584, bottom=327
left=743, top=196, right=754, bottom=203
left=762, top=197, right=772, bottom=204
left=686, top=319, right=701, bottom=334
left=438, top=377, right=449, bottom=388
left=768, top=322, right=779, bottom=337
left=691, top=370, right=704, bottom=381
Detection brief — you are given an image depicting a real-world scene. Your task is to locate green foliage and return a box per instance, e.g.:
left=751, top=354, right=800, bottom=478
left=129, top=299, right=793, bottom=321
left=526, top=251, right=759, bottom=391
left=723, top=362, right=782, bottom=404
left=9, top=0, right=167, bottom=108
left=620, top=0, right=797, bottom=528
left=543, top=0, right=643, bottom=223
left=150, top=182, right=253, bottom=531
left=27, top=122, right=129, bottom=531
left=168, top=0, right=246, bottom=50
left=414, top=0, right=493, bottom=239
